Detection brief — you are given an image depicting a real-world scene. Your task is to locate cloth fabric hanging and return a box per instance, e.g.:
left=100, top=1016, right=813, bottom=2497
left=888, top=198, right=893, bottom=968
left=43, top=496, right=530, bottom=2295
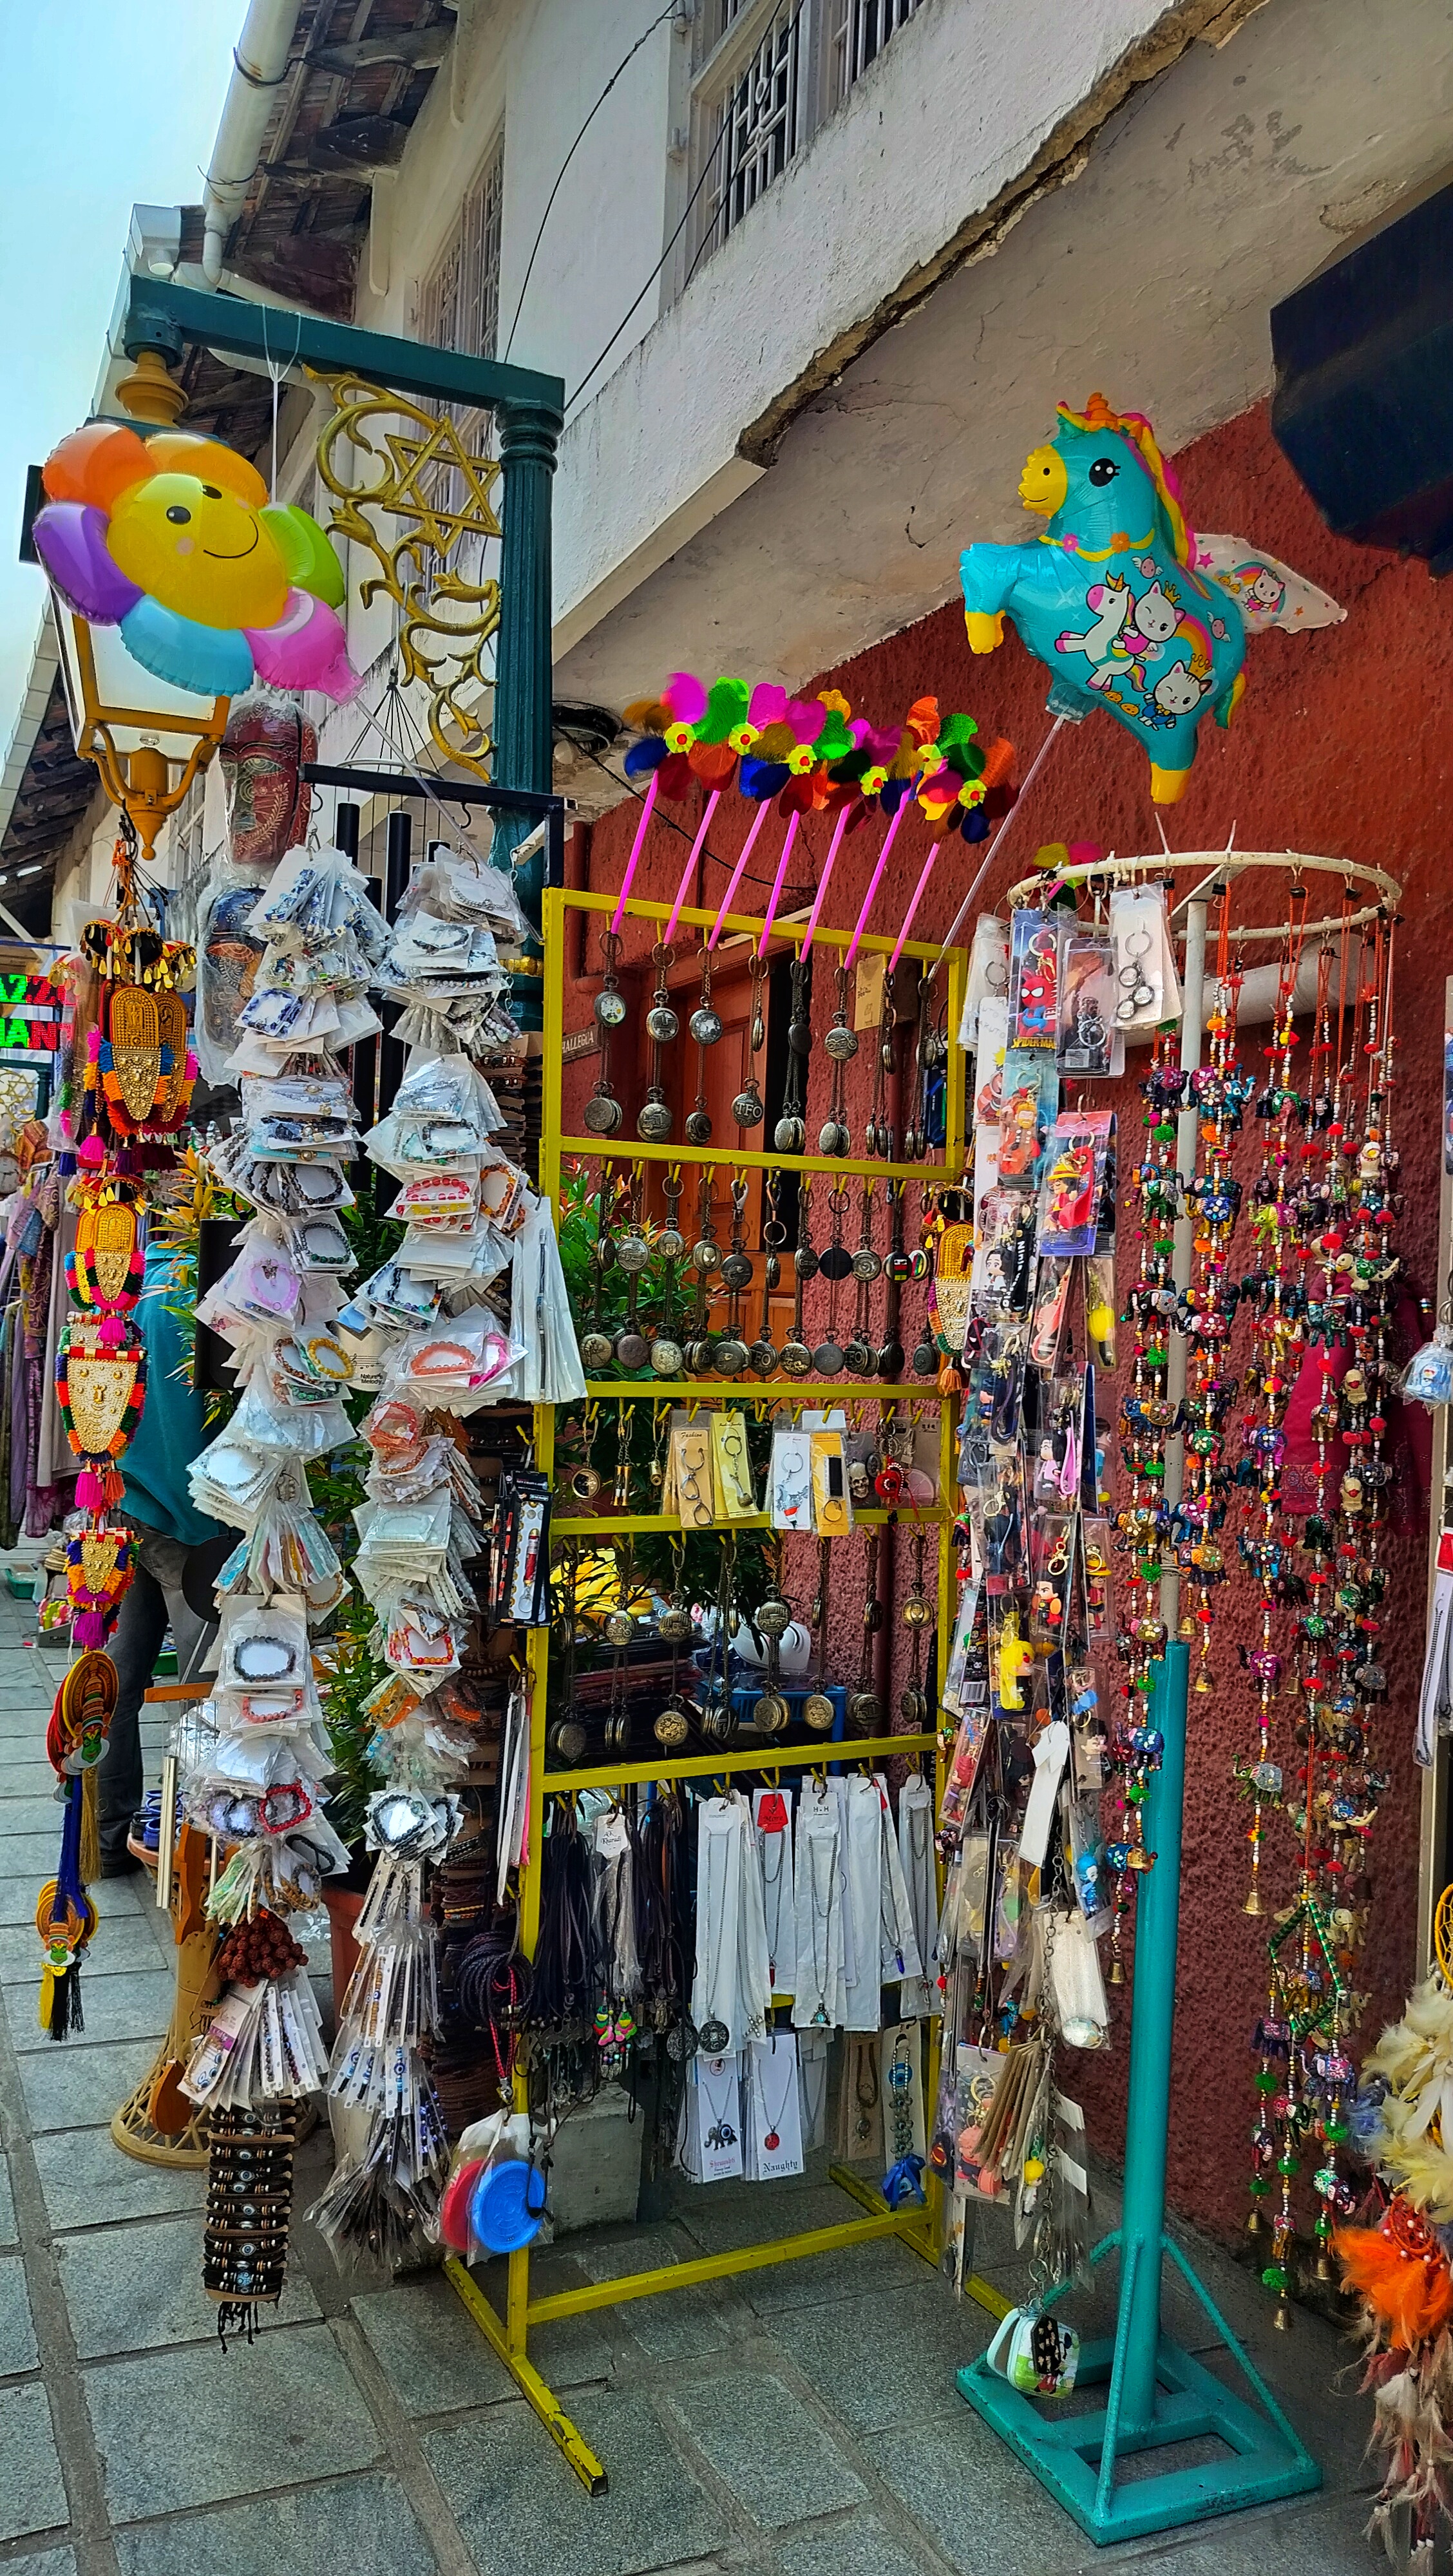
left=876, top=1773, right=922, bottom=1990
left=898, top=1772, right=938, bottom=2018
left=840, top=1773, right=885, bottom=2033
left=753, top=1786, right=796, bottom=1994
left=1416, top=1562, right=1453, bottom=1768
left=791, top=1779, right=844, bottom=2031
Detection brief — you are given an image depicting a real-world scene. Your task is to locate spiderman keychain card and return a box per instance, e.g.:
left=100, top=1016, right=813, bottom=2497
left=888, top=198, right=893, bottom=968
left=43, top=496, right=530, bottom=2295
left=1007, top=911, right=1059, bottom=1050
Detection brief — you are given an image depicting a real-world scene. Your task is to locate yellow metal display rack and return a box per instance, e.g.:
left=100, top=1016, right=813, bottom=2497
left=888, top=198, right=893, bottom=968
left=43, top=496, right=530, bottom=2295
left=444, top=887, right=1004, bottom=2488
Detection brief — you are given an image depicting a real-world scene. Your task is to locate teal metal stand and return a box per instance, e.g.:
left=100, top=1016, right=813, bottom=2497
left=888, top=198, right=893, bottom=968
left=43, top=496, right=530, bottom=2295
left=957, top=1643, right=1322, bottom=2544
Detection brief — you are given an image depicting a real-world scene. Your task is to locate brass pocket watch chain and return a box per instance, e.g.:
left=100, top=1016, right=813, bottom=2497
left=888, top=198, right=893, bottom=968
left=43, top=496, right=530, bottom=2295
left=578, top=1166, right=618, bottom=1374
left=781, top=1177, right=815, bottom=1379
left=639, top=943, right=677, bottom=1142
left=687, top=1169, right=721, bottom=1374
left=613, top=1167, right=652, bottom=1374
left=820, top=960, right=858, bottom=1158
left=752, top=1171, right=784, bottom=1376
left=774, top=954, right=812, bottom=1153
left=842, top=1179, right=880, bottom=1377
left=715, top=1173, right=754, bottom=1376
left=812, top=1184, right=853, bottom=1376
left=685, top=942, right=721, bottom=1146
left=752, top=1545, right=792, bottom=1737
left=802, top=1537, right=837, bottom=1732
left=732, top=951, right=768, bottom=1131
left=584, top=930, right=626, bottom=1136
left=900, top=1529, right=933, bottom=1725
left=650, top=1168, right=685, bottom=1377
left=654, top=1537, right=693, bottom=1748
left=848, top=1530, right=883, bottom=1733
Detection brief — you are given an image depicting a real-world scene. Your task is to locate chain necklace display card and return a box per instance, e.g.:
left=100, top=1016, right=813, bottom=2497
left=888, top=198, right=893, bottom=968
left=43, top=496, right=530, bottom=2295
left=809, top=1430, right=853, bottom=1537
left=744, top=2033, right=804, bottom=2180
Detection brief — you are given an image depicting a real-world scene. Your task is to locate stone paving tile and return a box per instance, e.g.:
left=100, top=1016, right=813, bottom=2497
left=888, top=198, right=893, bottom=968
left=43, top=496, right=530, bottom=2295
left=4, top=1798, right=65, bottom=1835
left=1127, top=2483, right=1385, bottom=2576
left=0, top=2257, right=38, bottom=2379
left=740, top=2235, right=927, bottom=2316
left=0, top=2157, right=16, bottom=2250
left=864, top=2403, right=1086, bottom=2576
left=352, top=2277, right=517, bottom=2414
left=58, top=2213, right=319, bottom=2360
left=766, top=2280, right=994, bottom=2436
left=764, top=2512, right=934, bottom=2576
left=424, top=2389, right=728, bottom=2576
left=0, top=2383, right=68, bottom=2543
left=110, top=2472, right=441, bottom=2576
left=84, top=2324, right=383, bottom=2522
left=670, top=2372, right=868, bottom=2529
left=18, top=2038, right=157, bottom=2134
left=33, top=2126, right=205, bottom=2233
left=6, top=1969, right=171, bottom=2053
left=0, top=1835, right=76, bottom=1880
left=0, top=1917, right=168, bottom=1982
left=5, top=2552, right=76, bottom=2576
left=573, top=2226, right=745, bottom=2363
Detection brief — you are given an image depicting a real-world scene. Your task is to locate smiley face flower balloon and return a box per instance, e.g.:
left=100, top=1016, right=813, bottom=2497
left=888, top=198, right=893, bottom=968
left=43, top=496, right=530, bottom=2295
left=32, top=422, right=360, bottom=702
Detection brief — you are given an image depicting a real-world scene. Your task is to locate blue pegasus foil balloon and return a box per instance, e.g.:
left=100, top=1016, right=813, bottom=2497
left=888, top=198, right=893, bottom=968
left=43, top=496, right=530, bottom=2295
left=962, top=393, right=1297, bottom=806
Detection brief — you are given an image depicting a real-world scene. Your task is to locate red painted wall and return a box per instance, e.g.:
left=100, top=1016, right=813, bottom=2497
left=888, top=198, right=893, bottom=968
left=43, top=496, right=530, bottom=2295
left=572, top=401, right=1450, bottom=2244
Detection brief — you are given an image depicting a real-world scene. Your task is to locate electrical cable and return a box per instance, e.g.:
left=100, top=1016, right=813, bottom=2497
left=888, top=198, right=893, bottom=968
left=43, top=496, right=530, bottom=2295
left=502, top=1, right=680, bottom=363
left=564, top=118, right=730, bottom=417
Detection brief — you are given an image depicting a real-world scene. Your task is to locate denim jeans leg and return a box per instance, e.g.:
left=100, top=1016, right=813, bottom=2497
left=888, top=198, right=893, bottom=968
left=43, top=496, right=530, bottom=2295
left=99, top=1557, right=168, bottom=1861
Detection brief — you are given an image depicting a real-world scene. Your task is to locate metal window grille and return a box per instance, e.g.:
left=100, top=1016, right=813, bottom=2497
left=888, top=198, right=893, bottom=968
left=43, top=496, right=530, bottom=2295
left=170, top=766, right=207, bottom=886
left=828, top=0, right=922, bottom=104
left=412, top=133, right=506, bottom=589
left=699, top=2, right=808, bottom=263
left=417, top=131, right=505, bottom=361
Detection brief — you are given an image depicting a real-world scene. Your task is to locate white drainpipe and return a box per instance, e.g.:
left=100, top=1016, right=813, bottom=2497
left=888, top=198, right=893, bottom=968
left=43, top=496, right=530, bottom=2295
left=202, top=0, right=305, bottom=285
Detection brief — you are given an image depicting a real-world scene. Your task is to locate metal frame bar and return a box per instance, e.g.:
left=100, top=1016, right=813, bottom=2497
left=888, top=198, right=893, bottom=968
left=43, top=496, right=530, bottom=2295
left=442, top=885, right=978, bottom=2489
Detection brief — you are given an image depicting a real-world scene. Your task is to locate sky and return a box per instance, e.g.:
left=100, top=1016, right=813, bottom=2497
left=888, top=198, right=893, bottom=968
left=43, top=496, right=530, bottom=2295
left=0, top=5, right=238, bottom=735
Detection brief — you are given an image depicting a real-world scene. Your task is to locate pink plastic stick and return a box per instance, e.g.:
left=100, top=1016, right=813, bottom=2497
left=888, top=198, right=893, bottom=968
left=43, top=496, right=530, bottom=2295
left=707, top=801, right=771, bottom=949
left=755, top=811, right=801, bottom=956
left=888, top=826, right=942, bottom=974
left=663, top=789, right=721, bottom=945
left=799, top=806, right=853, bottom=958
left=844, top=800, right=908, bottom=969
left=609, top=769, right=660, bottom=933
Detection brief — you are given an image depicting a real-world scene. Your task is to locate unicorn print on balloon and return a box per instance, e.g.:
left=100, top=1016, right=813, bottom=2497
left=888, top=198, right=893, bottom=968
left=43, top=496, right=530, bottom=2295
left=961, top=393, right=1342, bottom=804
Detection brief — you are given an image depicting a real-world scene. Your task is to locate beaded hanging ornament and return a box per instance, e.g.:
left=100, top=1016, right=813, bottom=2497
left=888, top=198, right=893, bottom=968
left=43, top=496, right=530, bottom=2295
left=66, top=1193, right=143, bottom=1316
left=64, top=1526, right=134, bottom=1649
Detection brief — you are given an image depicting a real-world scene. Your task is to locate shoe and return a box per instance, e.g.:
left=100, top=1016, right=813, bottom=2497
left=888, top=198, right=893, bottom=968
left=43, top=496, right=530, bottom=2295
left=99, top=1852, right=142, bottom=1879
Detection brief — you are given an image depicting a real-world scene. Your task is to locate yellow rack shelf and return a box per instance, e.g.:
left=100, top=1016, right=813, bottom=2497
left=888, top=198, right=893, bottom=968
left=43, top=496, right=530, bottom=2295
left=443, top=884, right=982, bottom=2493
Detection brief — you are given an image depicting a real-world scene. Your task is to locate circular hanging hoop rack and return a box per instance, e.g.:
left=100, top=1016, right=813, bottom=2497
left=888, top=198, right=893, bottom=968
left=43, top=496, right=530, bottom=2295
left=1005, top=848, right=1402, bottom=947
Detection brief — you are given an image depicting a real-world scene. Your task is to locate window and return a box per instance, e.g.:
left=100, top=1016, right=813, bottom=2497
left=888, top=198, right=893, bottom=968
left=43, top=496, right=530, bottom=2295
left=412, top=133, right=506, bottom=592
left=828, top=0, right=922, bottom=105
left=417, top=131, right=505, bottom=361
left=687, top=0, right=927, bottom=281
left=169, top=766, right=207, bottom=888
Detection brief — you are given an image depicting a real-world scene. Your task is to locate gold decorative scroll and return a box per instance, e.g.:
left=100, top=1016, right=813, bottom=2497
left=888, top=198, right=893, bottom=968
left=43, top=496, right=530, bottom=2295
left=310, top=369, right=504, bottom=781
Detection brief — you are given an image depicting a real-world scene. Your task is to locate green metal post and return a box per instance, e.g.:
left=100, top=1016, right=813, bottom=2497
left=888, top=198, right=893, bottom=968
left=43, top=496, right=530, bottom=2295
left=493, top=397, right=562, bottom=1028
left=1114, top=1643, right=1186, bottom=2439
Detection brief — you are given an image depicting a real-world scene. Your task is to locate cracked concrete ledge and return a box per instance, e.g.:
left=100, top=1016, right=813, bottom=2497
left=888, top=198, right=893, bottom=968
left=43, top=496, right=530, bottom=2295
left=737, top=0, right=1276, bottom=471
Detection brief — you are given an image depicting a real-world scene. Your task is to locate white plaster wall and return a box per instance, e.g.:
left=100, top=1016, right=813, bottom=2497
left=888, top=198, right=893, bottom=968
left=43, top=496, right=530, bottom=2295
left=361, top=0, right=1183, bottom=653
left=357, top=0, right=679, bottom=399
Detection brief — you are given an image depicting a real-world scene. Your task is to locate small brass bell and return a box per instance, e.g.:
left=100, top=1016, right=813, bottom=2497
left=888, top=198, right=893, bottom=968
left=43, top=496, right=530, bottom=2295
left=1246, top=2208, right=1261, bottom=2237
left=1273, top=2302, right=1293, bottom=2333
left=1244, top=1887, right=1264, bottom=1917
left=1108, top=1955, right=1125, bottom=1987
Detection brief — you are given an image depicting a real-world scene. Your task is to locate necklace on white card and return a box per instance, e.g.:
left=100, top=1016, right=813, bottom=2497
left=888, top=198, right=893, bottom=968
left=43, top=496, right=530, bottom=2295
left=698, top=2054, right=737, bottom=2150
left=757, top=2040, right=797, bottom=2152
